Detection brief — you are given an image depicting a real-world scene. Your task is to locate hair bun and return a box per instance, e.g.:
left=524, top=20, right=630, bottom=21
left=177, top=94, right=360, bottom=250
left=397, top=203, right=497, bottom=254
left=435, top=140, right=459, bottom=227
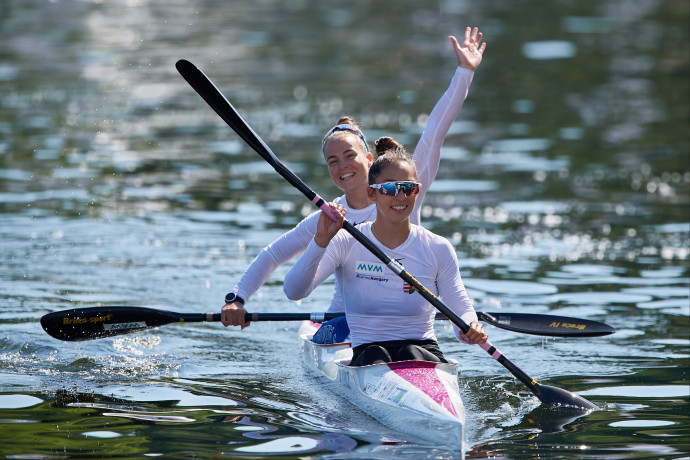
left=374, top=136, right=404, bottom=156
left=336, top=116, right=358, bottom=126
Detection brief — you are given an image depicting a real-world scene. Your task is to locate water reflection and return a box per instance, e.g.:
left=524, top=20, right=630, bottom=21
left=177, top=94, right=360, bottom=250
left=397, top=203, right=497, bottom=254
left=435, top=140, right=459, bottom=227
left=0, top=395, right=43, bottom=410
left=0, top=385, right=362, bottom=458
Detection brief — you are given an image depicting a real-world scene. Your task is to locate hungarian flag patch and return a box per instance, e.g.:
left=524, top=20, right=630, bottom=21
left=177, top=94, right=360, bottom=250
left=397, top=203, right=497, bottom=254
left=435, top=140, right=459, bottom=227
left=403, top=282, right=419, bottom=295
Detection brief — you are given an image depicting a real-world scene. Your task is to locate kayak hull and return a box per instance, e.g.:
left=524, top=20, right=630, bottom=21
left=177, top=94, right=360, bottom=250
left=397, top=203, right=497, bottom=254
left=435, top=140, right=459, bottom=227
left=298, top=321, right=465, bottom=448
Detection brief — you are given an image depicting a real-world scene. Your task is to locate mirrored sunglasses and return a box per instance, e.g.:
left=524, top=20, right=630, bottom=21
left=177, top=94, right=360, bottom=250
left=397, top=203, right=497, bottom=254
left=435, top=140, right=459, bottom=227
left=369, top=181, right=422, bottom=197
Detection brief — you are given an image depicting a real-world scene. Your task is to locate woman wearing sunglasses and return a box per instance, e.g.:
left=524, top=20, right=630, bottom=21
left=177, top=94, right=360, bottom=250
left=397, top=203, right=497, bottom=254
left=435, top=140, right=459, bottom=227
left=222, top=27, right=486, bottom=330
left=283, top=139, right=487, bottom=366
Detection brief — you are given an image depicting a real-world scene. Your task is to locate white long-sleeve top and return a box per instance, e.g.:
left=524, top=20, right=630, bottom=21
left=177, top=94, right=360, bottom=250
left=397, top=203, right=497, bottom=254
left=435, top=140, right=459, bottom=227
left=233, top=67, right=475, bottom=310
left=283, top=222, right=478, bottom=348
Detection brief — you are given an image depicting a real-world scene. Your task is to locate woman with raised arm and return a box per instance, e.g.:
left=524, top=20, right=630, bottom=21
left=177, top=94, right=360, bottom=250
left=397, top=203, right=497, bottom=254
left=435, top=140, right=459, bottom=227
left=222, top=27, right=486, bottom=329
left=284, top=139, right=487, bottom=365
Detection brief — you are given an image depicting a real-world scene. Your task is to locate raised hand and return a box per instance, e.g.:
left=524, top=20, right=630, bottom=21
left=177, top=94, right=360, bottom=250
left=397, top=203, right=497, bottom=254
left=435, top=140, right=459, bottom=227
left=449, top=26, right=486, bottom=72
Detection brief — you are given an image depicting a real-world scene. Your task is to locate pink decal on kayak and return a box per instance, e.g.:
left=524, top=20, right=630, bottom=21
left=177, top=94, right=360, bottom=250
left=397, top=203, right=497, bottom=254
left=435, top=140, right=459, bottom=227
left=388, top=361, right=458, bottom=418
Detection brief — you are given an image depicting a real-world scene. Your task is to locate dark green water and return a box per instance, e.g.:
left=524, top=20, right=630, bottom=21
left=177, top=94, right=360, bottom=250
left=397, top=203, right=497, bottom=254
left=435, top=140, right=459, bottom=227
left=1, top=0, right=688, bottom=458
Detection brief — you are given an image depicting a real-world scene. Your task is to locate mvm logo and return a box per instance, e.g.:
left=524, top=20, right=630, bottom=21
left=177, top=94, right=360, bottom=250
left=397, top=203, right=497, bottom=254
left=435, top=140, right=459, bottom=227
left=356, top=260, right=385, bottom=275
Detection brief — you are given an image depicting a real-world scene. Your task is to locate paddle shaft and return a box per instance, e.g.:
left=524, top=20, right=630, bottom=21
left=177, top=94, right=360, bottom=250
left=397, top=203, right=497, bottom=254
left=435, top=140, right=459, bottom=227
left=175, top=59, right=598, bottom=410
left=40, top=305, right=612, bottom=340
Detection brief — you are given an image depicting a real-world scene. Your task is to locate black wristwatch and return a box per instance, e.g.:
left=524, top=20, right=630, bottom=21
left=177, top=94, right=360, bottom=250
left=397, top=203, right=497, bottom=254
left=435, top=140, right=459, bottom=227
left=225, top=292, right=245, bottom=305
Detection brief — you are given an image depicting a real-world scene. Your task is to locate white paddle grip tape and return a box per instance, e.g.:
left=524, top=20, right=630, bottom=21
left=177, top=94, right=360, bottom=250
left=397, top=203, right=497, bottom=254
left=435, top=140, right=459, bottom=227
left=310, top=313, right=326, bottom=322
left=206, top=312, right=214, bottom=322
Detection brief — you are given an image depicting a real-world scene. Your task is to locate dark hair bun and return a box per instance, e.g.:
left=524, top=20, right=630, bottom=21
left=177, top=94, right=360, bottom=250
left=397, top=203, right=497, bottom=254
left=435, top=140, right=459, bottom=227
left=374, top=136, right=404, bottom=156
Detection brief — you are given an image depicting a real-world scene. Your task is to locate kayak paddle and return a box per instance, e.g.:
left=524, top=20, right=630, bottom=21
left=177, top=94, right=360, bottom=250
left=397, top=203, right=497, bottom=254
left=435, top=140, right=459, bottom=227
left=40, top=306, right=614, bottom=342
left=175, top=58, right=599, bottom=411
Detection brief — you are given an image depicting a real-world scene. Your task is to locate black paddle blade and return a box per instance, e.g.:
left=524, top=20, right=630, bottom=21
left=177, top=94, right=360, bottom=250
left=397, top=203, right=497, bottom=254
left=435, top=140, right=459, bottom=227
left=40, top=306, right=182, bottom=341
left=478, top=312, right=616, bottom=337
left=175, top=59, right=277, bottom=165
left=534, top=383, right=598, bottom=411
left=176, top=59, right=322, bottom=206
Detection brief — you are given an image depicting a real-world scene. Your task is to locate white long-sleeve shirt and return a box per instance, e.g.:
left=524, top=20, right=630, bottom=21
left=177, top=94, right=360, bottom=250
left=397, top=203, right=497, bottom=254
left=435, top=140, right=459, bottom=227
left=283, top=222, right=478, bottom=348
left=233, top=67, right=475, bottom=309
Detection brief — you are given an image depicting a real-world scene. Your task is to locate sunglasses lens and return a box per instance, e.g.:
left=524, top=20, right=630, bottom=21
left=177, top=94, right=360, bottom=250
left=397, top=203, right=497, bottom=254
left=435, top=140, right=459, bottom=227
left=381, top=183, right=398, bottom=195
left=399, top=183, right=419, bottom=195
left=373, top=182, right=420, bottom=196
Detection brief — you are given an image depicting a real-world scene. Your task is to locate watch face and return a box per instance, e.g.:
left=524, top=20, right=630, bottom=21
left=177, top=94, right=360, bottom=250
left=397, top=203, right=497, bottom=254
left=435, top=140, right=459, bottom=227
left=225, top=293, right=243, bottom=304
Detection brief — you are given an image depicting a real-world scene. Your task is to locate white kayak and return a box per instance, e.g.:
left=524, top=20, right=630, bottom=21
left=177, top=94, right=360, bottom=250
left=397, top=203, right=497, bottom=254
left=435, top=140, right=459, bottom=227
left=298, top=321, right=466, bottom=449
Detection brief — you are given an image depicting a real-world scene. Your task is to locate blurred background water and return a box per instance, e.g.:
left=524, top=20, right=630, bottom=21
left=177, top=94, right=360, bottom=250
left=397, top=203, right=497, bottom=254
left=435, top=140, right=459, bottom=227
left=1, top=0, right=688, bottom=458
